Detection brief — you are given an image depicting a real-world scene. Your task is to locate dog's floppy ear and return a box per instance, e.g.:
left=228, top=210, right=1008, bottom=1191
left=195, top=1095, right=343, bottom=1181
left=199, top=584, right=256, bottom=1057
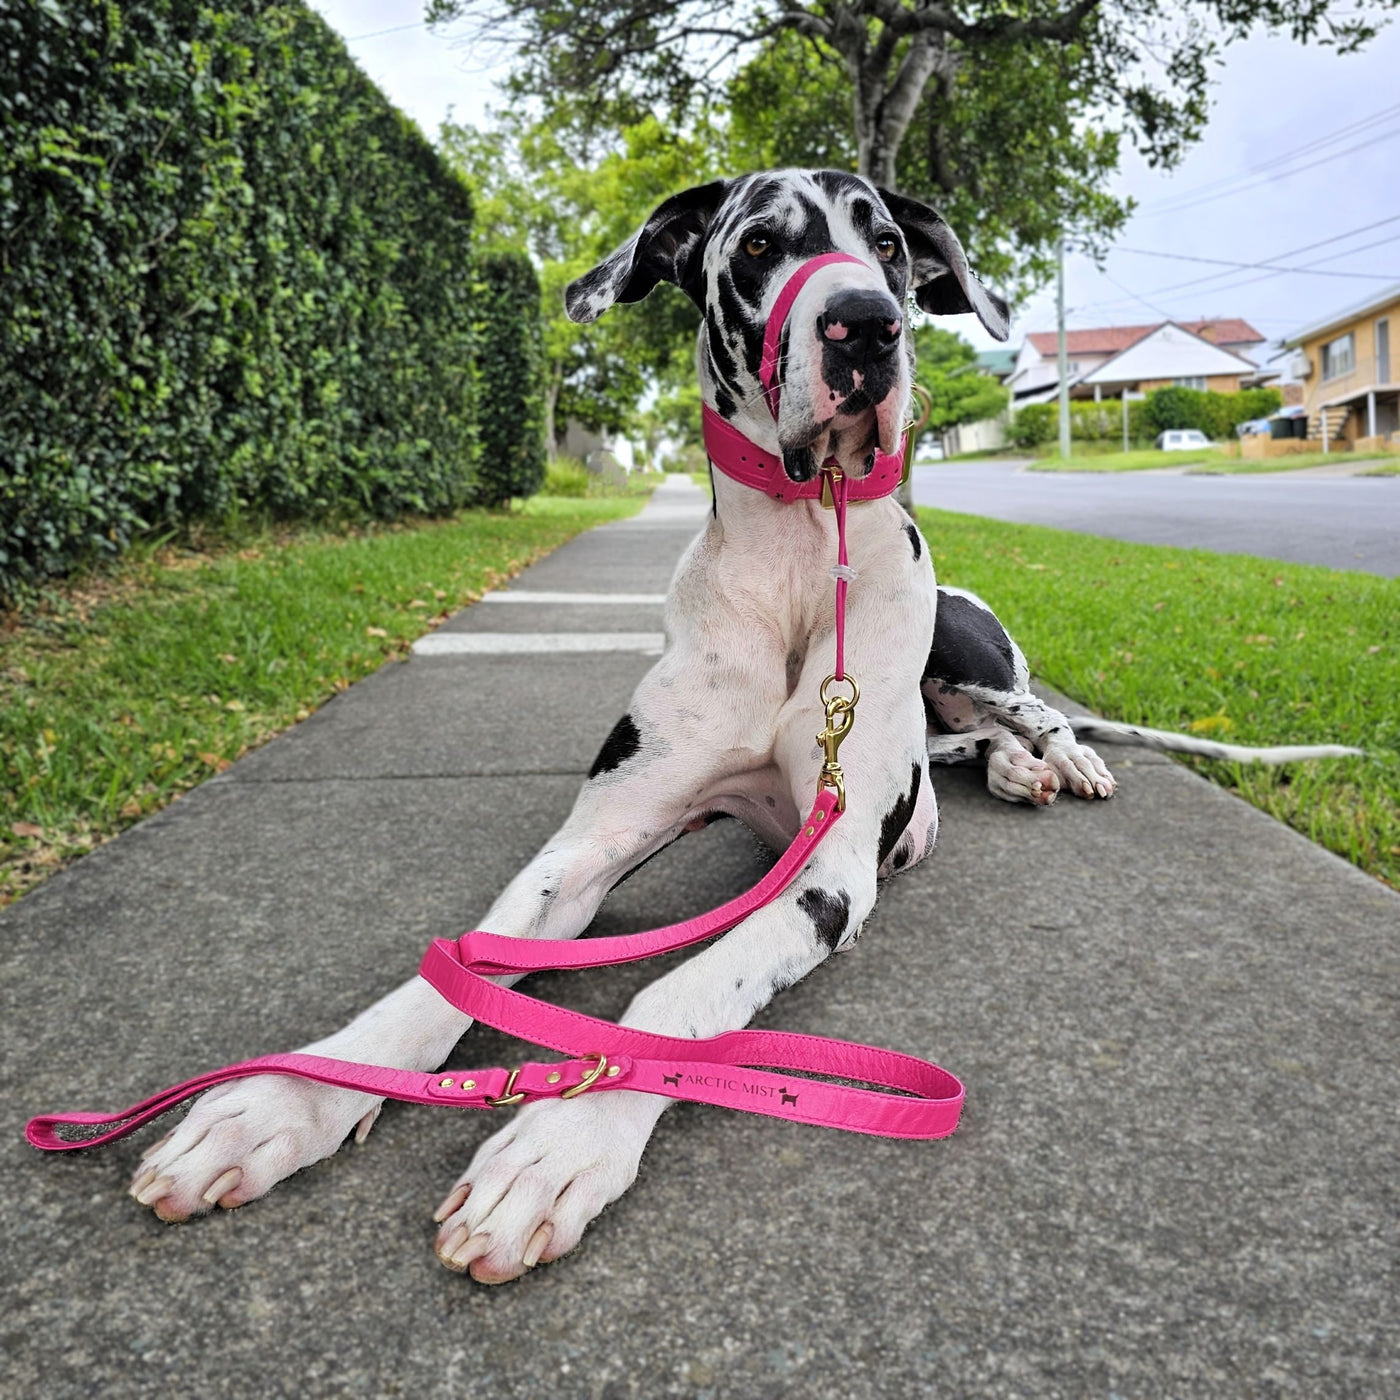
left=877, top=188, right=1010, bottom=342
left=565, top=180, right=729, bottom=324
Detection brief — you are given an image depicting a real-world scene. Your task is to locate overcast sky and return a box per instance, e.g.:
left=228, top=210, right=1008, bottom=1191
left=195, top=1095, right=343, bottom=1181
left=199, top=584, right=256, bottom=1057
left=310, top=1, right=1400, bottom=354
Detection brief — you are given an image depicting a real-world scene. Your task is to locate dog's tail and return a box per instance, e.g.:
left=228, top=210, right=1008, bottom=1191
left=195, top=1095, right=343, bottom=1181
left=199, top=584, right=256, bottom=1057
left=1066, top=715, right=1364, bottom=764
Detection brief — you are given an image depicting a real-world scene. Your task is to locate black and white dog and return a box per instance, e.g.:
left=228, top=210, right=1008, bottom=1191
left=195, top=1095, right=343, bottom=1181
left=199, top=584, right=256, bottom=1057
left=127, top=171, right=1357, bottom=1279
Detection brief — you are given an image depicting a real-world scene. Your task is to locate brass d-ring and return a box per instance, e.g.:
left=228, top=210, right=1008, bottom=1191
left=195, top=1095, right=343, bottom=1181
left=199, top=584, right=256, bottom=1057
left=560, top=1054, right=608, bottom=1099
left=485, top=1066, right=525, bottom=1108
left=819, top=673, right=860, bottom=710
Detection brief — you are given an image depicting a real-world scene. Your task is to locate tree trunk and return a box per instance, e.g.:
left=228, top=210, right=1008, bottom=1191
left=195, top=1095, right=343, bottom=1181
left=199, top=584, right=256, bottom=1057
left=851, top=35, right=946, bottom=188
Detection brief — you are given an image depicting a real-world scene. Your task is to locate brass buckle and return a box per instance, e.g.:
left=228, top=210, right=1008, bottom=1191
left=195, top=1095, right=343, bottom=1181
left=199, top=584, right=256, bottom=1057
left=815, top=674, right=860, bottom=811
left=561, top=1054, right=608, bottom=1099
left=485, top=1067, right=525, bottom=1108
left=819, top=465, right=843, bottom=510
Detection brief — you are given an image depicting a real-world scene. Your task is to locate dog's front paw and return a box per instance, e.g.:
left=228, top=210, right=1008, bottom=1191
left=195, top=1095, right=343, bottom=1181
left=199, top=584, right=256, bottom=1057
left=129, top=1075, right=380, bottom=1222
left=987, top=743, right=1059, bottom=806
left=1042, top=740, right=1116, bottom=800
left=432, top=1091, right=659, bottom=1283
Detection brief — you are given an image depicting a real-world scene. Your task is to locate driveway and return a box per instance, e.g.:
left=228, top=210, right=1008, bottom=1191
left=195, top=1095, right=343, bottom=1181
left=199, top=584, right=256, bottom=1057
left=913, top=458, right=1400, bottom=574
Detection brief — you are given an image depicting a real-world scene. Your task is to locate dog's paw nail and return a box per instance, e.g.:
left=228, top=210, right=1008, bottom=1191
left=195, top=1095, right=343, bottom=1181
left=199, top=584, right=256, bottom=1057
left=436, top=1224, right=470, bottom=1267
left=130, top=1166, right=159, bottom=1199
left=1095, top=783, right=1110, bottom=798
left=354, top=1105, right=381, bottom=1145
left=135, top=1174, right=173, bottom=1206
left=203, top=1168, right=243, bottom=1206
left=523, top=1223, right=552, bottom=1268
left=433, top=1183, right=470, bottom=1223
left=438, top=1227, right=491, bottom=1273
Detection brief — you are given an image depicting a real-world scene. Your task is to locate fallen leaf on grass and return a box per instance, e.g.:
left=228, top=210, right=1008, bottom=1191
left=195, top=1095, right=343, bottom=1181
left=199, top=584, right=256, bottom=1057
left=366, top=626, right=388, bottom=637
left=198, top=752, right=233, bottom=772
left=10, top=822, right=43, bottom=838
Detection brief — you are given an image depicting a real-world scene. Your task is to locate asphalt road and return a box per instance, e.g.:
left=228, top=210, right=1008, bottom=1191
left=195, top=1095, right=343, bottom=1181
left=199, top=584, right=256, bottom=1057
left=913, top=458, right=1400, bottom=575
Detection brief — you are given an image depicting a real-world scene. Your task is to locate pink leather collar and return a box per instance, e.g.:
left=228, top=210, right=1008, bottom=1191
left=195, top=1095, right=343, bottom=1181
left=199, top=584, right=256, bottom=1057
left=703, top=251, right=906, bottom=502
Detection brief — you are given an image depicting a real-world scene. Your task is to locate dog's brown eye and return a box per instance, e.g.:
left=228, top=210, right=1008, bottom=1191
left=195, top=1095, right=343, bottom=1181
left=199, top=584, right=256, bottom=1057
left=875, top=235, right=898, bottom=262
left=744, top=235, right=771, bottom=257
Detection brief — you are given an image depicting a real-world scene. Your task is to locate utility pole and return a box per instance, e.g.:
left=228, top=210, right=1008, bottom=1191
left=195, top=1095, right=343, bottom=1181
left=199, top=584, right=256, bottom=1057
left=1056, top=236, right=1071, bottom=461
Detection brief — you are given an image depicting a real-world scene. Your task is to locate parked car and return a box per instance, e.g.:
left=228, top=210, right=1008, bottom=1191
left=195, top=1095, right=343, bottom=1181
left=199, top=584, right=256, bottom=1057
left=1155, top=429, right=1213, bottom=451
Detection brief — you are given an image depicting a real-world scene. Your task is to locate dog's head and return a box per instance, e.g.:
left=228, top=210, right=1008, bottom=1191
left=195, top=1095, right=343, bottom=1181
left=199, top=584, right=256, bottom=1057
left=565, top=170, right=1008, bottom=482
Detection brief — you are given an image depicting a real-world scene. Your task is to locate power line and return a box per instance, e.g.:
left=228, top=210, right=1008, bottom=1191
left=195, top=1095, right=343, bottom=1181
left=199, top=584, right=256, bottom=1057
left=1137, top=99, right=1400, bottom=217
left=346, top=20, right=428, bottom=42
left=1140, top=123, right=1400, bottom=219
left=1071, top=213, right=1400, bottom=316
left=1112, top=245, right=1400, bottom=281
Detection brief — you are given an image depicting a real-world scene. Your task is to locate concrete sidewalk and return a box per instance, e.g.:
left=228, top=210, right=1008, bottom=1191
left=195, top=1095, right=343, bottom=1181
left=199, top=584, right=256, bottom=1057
left=3, top=476, right=1397, bottom=1398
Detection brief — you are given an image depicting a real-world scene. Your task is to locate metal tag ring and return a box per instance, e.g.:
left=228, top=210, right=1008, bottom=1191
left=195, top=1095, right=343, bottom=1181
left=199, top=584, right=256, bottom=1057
left=819, top=674, right=860, bottom=710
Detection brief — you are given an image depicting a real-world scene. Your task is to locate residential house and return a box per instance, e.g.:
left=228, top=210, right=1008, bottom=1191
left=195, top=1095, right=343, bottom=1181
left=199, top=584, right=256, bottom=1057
left=1283, top=283, right=1399, bottom=451
left=1006, top=318, right=1265, bottom=403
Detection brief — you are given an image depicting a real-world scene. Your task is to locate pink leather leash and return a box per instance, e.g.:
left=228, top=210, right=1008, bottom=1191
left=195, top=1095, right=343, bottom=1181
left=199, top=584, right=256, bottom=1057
left=26, top=255, right=963, bottom=1154
left=26, top=785, right=962, bottom=1150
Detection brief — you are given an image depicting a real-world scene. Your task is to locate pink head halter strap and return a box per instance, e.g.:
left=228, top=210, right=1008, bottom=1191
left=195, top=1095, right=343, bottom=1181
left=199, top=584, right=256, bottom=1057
left=701, top=252, right=907, bottom=502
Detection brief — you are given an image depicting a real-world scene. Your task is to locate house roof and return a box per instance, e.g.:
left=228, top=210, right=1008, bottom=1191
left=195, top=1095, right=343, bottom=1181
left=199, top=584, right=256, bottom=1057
left=1283, top=281, right=1400, bottom=348
left=1078, top=322, right=1259, bottom=386
left=974, top=348, right=1017, bottom=376
left=1026, top=317, right=1264, bottom=358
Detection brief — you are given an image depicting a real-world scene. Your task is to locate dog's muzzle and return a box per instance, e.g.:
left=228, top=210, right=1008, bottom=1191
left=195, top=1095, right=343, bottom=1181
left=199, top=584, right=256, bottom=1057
left=702, top=253, right=909, bottom=503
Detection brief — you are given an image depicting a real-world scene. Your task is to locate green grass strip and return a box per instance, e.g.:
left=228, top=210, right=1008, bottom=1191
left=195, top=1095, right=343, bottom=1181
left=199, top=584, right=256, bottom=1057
left=1, top=496, right=644, bottom=905
left=1028, top=446, right=1400, bottom=474
left=917, top=507, right=1399, bottom=890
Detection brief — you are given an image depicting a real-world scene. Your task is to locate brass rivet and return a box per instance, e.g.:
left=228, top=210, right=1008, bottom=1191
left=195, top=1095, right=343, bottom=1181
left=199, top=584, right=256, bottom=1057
left=815, top=810, right=826, bottom=821
left=606, top=1065, right=621, bottom=1078
left=461, top=1079, right=476, bottom=1091
left=546, top=1071, right=561, bottom=1084
left=439, top=1077, right=454, bottom=1088
left=805, top=826, right=815, bottom=837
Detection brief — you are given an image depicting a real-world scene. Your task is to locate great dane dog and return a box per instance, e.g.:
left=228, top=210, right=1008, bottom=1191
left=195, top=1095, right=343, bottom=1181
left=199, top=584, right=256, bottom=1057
left=126, top=170, right=1356, bottom=1280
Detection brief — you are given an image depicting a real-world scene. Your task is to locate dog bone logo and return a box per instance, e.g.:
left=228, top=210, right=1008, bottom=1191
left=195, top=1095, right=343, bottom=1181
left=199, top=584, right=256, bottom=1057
left=662, top=1071, right=683, bottom=1087
left=781, top=1088, right=799, bottom=1107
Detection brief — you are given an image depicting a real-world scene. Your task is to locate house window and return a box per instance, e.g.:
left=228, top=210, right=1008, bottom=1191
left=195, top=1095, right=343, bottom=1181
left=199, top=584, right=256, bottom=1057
left=1173, top=376, right=1207, bottom=390
left=1377, top=319, right=1390, bottom=384
left=1321, top=333, right=1355, bottom=381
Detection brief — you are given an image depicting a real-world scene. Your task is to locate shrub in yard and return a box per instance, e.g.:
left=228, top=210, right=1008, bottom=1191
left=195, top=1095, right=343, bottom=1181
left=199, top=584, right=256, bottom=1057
left=0, top=0, right=483, bottom=604
left=474, top=252, right=548, bottom=505
left=543, top=457, right=589, bottom=497
left=1141, top=386, right=1282, bottom=440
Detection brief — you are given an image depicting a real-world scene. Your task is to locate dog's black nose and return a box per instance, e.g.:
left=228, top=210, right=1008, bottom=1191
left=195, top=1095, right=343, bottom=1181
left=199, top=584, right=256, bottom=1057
left=817, top=290, right=902, bottom=363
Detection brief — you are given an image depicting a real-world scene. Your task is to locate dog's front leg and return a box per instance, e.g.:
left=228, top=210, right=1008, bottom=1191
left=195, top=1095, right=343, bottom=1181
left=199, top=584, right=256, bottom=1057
left=129, top=696, right=719, bottom=1224
left=435, top=680, right=930, bottom=1282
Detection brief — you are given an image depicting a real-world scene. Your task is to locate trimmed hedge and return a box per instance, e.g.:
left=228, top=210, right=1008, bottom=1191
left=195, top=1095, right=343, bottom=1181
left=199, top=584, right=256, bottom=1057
left=474, top=251, right=546, bottom=505
left=0, top=0, right=487, bottom=603
left=1010, top=386, right=1285, bottom=449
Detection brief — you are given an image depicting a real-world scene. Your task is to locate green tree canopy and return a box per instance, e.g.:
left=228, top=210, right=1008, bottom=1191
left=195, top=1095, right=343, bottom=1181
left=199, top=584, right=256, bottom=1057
left=911, top=326, right=1010, bottom=443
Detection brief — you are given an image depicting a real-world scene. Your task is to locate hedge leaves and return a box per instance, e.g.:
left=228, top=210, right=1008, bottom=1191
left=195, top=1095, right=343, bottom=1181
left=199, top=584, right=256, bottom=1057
left=0, top=0, right=550, bottom=603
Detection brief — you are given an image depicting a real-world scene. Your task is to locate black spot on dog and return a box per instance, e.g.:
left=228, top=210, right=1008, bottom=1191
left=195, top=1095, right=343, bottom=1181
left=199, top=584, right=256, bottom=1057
left=925, top=591, right=1017, bottom=692
left=798, top=887, right=851, bottom=951
left=541, top=888, right=553, bottom=898
left=904, top=521, right=922, bottom=561
left=589, top=713, right=641, bottom=778
left=974, top=737, right=991, bottom=759
left=734, top=977, right=744, bottom=990
left=877, top=761, right=922, bottom=866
